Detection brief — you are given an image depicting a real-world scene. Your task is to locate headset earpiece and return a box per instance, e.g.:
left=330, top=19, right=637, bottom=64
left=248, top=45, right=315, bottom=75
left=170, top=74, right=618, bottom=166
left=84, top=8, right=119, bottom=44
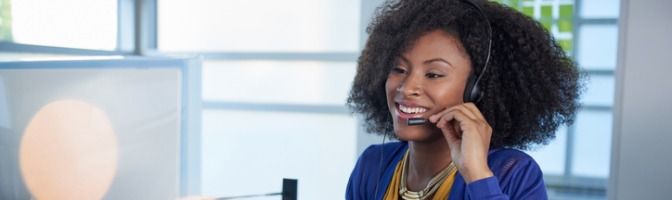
left=463, top=72, right=482, bottom=103
left=461, top=0, right=491, bottom=103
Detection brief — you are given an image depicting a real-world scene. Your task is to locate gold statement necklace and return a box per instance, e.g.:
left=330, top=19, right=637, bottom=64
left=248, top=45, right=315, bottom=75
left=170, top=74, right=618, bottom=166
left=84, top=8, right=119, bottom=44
left=398, top=150, right=457, bottom=200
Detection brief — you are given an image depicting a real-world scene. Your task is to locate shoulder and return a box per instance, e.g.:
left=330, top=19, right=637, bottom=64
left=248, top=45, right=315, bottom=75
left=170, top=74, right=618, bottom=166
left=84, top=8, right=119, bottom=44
left=360, top=141, right=407, bottom=159
left=488, top=148, right=540, bottom=170
left=346, top=142, right=407, bottom=199
left=487, top=148, right=544, bottom=184
left=488, top=148, right=535, bottom=160
left=351, top=141, right=408, bottom=178
left=487, top=148, right=546, bottom=192
left=356, top=141, right=407, bottom=171
left=465, top=148, right=548, bottom=199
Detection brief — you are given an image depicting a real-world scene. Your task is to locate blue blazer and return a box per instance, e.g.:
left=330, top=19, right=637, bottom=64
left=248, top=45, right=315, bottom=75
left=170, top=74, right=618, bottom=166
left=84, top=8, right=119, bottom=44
left=346, top=142, right=547, bottom=200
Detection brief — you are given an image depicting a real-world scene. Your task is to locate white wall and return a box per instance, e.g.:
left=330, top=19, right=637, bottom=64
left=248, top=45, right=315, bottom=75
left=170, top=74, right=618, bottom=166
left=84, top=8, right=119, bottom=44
left=609, top=0, right=672, bottom=199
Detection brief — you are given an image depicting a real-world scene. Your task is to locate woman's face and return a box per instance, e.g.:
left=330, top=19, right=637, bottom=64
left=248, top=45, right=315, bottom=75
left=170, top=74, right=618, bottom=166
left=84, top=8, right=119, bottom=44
left=385, top=29, right=473, bottom=142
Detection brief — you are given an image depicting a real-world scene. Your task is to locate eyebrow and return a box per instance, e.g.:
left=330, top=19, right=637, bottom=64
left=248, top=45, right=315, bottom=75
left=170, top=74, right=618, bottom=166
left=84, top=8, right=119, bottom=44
left=424, top=58, right=453, bottom=67
left=399, top=56, right=454, bottom=68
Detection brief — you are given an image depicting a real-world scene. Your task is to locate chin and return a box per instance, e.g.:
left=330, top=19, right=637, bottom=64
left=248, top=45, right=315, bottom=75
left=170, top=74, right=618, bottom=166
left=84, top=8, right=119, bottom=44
left=393, top=125, right=441, bottom=142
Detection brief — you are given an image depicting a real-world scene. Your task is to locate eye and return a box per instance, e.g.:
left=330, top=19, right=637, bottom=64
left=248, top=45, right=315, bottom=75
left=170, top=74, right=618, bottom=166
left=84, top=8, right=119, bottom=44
left=426, top=72, right=444, bottom=79
left=391, top=66, right=407, bottom=74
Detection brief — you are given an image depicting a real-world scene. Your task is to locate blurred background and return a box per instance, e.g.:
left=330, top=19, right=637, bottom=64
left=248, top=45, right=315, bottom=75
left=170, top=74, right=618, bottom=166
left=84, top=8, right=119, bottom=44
left=1, top=0, right=669, bottom=200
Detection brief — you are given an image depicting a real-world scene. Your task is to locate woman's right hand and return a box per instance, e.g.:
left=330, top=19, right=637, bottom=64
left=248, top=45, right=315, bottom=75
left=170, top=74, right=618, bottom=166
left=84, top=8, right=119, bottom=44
left=429, top=102, right=494, bottom=183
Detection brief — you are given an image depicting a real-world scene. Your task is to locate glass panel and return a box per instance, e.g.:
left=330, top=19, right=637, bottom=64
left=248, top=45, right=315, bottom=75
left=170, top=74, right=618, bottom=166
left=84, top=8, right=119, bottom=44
left=577, top=25, right=618, bottom=70
left=559, top=4, right=573, bottom=19
left=558, top=19, right=573, bottom=33
left=521, top=5, right=534, bottom=17
left=9, top=0, right=117, bottom=50
left=581, top=74, right=615, bottom=107
left=496, top=0, right=574, bottom=54
left=527, top=125, right=568, bottom=176
left=158, top=0, right=360, bottom=52
left=558, top=39, right=573, bottom=53
left=202, top=61, right=356, bottom=105
left=572, top=110, right=612, bottom=178
left=540, top=5, right=552, bottom=18
left=580, top=0, right=620, bottom=18
left=509, top=0, right=520, bottom=8
left=0, top=61, right=183, bottom=199
left=201, top=110, right=358, bottom=199
left=0, top=0, right=11, bottom=42
left=539, top=18, right=553, bottom=30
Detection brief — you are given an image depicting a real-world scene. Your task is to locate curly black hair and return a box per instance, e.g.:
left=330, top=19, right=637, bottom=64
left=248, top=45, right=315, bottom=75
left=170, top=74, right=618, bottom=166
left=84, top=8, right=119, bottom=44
left=347, top=0, right=583, bottom=150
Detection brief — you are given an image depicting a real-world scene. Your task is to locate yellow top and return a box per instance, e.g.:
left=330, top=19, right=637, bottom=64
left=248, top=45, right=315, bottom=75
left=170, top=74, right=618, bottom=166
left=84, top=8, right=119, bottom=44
left=383, top=150, right=458, bottom=200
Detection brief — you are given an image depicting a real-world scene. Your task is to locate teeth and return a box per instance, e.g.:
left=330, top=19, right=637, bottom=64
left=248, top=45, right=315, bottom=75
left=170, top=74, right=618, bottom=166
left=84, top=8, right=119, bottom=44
left=399, top=104, right=427, bottom=114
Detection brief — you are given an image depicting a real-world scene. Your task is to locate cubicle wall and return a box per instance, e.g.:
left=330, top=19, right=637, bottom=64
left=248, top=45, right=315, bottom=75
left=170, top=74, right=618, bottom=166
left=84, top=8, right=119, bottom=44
left=0, top=57, right=201, bottom=199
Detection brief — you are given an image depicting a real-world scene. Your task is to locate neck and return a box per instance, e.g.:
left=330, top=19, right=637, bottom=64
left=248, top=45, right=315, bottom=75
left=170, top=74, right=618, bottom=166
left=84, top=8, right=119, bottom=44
left=406, top=137, right=452, bottom=191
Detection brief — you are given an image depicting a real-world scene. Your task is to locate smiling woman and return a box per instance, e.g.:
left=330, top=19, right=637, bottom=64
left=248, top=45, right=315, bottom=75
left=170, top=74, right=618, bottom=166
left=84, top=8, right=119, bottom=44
left=386, top=30, right=472, bottom=143
left=346, top=0, right=582, bottom=199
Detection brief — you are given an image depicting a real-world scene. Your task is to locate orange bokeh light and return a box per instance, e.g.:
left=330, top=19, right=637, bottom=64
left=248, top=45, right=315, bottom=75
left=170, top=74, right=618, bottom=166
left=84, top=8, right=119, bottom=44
left=19, top=100, right=118, bottom=200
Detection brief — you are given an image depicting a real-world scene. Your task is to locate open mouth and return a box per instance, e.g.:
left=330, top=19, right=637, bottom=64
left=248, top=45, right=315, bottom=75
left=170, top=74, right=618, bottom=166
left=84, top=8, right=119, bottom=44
left=396, top=103, right=429, bottom=119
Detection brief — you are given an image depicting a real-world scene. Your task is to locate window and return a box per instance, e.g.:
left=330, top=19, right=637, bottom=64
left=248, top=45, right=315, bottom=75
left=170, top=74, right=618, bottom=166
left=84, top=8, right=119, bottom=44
left=158, top=0, right=361, bottom=199
left=1, top=0, right=118, bottom=50
left=202, top=61, right=356, bottom=105
left=497, top=0, right=620, bottom=199
left=0, top=0, right=11, bottom=42
left=158, top=0, right=359, bottom=52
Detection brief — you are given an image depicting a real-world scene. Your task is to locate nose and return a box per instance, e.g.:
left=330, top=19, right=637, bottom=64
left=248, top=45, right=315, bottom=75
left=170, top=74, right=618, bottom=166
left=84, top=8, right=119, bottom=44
left=396, top=74, right=422, bottom=97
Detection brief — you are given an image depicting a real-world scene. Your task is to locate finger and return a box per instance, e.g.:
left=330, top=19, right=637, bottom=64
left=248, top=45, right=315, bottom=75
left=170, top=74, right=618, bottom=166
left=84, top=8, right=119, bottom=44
left=463, top=103, right=493, bottom=138
left=438, top=121, right=461, bottom=147
left=434, top=109, right=453, bottom=129
left=452, top=104, right=479, bottom=121
left=463, top=103, right=486, bottom=121
left=435, top=108, right=475, bottom=130
left=429, top=107, right=452, bottom=123
left=430, top=104, right=477, bottom=123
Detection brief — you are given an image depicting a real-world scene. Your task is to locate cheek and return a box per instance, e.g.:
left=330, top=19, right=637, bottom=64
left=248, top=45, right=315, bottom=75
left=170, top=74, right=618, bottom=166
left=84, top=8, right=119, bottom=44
left=429, top=80, right=466, bottom=105
left=384, top=77, right=397, bottom=98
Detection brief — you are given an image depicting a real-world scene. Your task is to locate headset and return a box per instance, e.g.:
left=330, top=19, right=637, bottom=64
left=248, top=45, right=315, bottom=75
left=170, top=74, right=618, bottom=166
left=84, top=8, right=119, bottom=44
left=373, top=0, right=493, bottom=199
left=462, top=0, right=493, bottom=103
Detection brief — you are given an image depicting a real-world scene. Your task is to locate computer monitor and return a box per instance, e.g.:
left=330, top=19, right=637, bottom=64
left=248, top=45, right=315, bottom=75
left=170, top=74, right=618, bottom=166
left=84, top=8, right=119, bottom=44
left=0, top=56, right=201, bottom=199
